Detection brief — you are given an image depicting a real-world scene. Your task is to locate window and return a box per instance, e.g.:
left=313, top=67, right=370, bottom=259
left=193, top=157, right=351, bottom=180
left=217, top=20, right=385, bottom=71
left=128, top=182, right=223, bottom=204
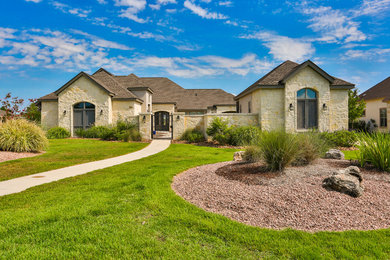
left=380, top=108, right=387, bottom=127
left=248, top=101, right=251, bottom=113
left=297, top=88, right=318, bottom=129
left=362, top=109, right=366, bottom=117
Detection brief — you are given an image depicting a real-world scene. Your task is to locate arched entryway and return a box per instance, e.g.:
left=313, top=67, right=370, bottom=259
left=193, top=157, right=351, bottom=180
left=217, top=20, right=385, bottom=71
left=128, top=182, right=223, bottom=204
left=154, top=111, right=170, bottom=131
left=73, top=102, right=95, bottom=131
left=297, top=88, right=318, bottom=129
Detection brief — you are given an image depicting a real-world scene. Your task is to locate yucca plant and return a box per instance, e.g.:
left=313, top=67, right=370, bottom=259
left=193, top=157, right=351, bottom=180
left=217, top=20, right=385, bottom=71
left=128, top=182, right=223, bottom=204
left=256, top=130, right=301, bottom=171
left=357, top=132, right=390, bottom=172
left=0, top=119, right=48, bottom=152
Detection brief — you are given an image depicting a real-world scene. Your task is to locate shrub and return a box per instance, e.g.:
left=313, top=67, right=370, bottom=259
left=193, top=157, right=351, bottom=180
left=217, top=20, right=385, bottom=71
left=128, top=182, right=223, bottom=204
left=116, top=119, right=137, bottom=132
left=243, top=146, right=262, bottom=162
left=180, top=128, right=205, bottom=143
left=46, top=127, right=70, bottom=139
left=115, top=128, right=141, bottom=142
left=76, top=126, right=114, bottom=139
left=320, top=130, right=357, bottom=147
left=206, top=117, right=232, bottom=145
left=0, top=119, right=48, bottom=152
left=255, top=131, right=301, bottom=171
left=357, top=132, right=390, bottom=172
left=75, top=121, right=141, bottom=142
left=230, top=126, right=261, bottom=146
left=293, top=132, right=330, bottom=165
left=351, top=119, right=377, bottom=133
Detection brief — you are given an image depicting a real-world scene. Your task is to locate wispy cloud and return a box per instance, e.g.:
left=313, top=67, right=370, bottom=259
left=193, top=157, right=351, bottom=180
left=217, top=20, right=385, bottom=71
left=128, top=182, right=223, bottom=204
left=353, top=0, right=390, bottom=16
left=184, top=0, right=228, bottom=19
left=219, top=1, right=233, bottom=7
left=25, top=0, right=42, bottom=3
left=241, top=32, right=315, bottom=62
left=51, top=1, right=91, bottom=18
left=114, top=0, right=148, bottom=23
left=342, top=48, right=390, bottom=61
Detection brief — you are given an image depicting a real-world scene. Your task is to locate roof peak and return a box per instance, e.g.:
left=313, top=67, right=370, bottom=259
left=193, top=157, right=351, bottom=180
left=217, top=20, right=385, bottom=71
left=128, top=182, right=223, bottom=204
left=92, top=68, right=113, bottom=76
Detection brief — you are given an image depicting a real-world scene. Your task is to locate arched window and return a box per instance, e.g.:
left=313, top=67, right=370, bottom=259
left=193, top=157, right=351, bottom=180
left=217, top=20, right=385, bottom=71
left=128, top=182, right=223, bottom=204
left=297, top=89, right=318, bottom=129
left=73, top=102, right=95, bottom=130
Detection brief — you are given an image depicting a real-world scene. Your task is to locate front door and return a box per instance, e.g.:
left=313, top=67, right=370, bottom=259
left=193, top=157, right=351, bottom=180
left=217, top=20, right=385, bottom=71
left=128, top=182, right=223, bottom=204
left=154, top=111, right=170, bottom=131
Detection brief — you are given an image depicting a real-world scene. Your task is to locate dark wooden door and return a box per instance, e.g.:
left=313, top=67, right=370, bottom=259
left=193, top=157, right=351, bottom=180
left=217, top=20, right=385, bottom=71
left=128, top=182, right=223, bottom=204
left=155, top=111, right=169, bottom=131
left=297, top=100, right=317, bottom=129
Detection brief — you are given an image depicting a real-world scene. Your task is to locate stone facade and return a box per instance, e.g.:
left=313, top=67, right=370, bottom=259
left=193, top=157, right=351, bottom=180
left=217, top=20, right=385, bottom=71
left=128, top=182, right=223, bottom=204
left=57, top=76, right=112, bottom=135
left=152, top=103, right=175, bottom=114
left=41, top=101, right=58, bottom=129
left=112, top=100, right=142, bottom=123
left=237, top=66, right=349, bottom=132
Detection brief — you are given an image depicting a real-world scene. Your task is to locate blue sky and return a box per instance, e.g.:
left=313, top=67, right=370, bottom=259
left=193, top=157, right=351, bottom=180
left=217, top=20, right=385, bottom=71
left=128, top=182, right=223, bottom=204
left=0, top=0, right=389, bottom=101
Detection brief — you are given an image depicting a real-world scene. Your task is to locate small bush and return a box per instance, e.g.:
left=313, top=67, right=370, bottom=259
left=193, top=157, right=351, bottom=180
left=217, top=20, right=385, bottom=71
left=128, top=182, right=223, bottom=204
left=293, top=132, right=330, bottom=165
left=180, top=128, right=205, bottom=143
left=243, top=146, right=262, bottom=162
left=230, top=126, right=261, bottom=146
left=46, top=127, right=70, bottom=139
left=116, top=128, right=141, bottom=142
left=0, top=119, right=48, bottom=152
left=206, top=117, right=229, bottom=137
left=76, top=126, right=114, bottom=139
left=256, top=131, right=301, bottom=171
left=357, top=132, right=390, bottom=172
left=351, top=119, right=377, bottom=133
left=320, top=130, right=357, bottom=147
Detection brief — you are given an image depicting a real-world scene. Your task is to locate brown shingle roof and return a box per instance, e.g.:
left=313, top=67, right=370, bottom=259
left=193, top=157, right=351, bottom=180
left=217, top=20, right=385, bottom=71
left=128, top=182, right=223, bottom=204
left=236, top=60, right=354, bottom=99
left=38, top=68, right=235, bottom=110
left=360, top=77, right=390, bottom=101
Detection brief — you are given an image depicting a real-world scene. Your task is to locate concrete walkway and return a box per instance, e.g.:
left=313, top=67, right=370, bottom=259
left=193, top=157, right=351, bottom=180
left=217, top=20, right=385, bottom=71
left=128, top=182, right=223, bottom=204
left=0, top=139, right=171, bottom=197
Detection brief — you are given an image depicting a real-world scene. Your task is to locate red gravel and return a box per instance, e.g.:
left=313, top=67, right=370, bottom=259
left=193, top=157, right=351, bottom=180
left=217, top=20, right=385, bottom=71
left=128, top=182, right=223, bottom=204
left=172, top=159, right=390, bottom=232
left=0, top=151, right=42, bottom=163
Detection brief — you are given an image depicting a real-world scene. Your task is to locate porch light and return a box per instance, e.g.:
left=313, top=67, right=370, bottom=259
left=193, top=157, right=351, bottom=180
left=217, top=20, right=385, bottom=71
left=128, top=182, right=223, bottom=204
left=63, top=110, right=66, bottom=115
left=143, top=115, right=146, bottom=122
left=323, top=103, right=327, bottom=111
left=176, top=115, right=180, bottom=120
left=289, top=103, right=294, bottom=111
left=100, top=109, right=103, bottom=115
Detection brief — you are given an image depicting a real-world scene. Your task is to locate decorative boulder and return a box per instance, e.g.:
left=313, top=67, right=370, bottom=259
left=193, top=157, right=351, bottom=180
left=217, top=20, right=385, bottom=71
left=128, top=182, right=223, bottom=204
left=322, top=167, right=363, bottom=197
left=233, top=151, right=245, bottom=161
left=325, top=149, right=345, bottom=160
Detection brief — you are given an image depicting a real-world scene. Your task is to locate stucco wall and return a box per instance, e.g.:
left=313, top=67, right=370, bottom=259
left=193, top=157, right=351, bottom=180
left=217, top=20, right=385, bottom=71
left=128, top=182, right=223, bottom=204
left=361, top=98, right=387, bottom=130
left=329, top=89, right=349, bottom=131
left=57, top=76, right=112, bottom=135
left=215, top=105, right=236, bottom=113
left=131, top=90, right=152, bottom=113
left=112, top=100, right=142, bottom=123
left=152, top=103, right=175, bottom=114
left=239, top=94, right=252, bottom=113
left=41, top=101, right=58, bottom=129
left=284, top=67, right=331, bottom=132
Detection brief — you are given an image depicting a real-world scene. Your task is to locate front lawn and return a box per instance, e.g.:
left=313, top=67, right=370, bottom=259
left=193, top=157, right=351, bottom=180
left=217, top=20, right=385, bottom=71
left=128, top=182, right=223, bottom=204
left=0, top=139, right=148, bottom=181
left=0, top=144, right=389, bottom=258
left=343, top=150, right=360, bottom=160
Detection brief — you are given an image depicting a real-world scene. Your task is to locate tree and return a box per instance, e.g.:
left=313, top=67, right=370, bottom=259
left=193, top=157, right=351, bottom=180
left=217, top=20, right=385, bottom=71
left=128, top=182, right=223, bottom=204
left=24, top=99, right=41, bottom=123
left=0, top=92, right=24, bottom=120
left=348, top=88, right=366, bottom=127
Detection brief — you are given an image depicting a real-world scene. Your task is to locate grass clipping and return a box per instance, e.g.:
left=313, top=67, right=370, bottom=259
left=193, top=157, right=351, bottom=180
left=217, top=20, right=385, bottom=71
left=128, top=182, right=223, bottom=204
left=0, top=119, right=48, bottom=152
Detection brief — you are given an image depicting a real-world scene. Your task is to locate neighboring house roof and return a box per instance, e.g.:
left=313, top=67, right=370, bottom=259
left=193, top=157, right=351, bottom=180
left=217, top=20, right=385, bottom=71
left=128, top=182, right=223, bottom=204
left=360, top=77, right=390, bottom=101
left=38, top=68, right=236, bottom=111
left=235, top=60, right=354, bottom=100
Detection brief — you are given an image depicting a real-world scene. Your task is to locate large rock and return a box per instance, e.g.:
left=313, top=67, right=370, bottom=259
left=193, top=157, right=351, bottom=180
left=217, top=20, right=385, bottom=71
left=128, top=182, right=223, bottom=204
left=233, top=151, right=245, bottom=161
left=322, top=167, right=363, bottom=197
left=325, top=149, right=345, bottom=160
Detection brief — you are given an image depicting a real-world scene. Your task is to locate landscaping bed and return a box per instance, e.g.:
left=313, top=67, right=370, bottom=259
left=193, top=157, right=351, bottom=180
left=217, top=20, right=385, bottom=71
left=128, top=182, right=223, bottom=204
left=172, top=158, right=390, bottom=232
left=0, top=151, right=43, bottom=163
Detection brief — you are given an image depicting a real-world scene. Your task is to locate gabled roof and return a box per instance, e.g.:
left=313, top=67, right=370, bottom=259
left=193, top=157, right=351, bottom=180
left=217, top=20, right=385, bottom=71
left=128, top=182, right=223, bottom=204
left=360, top=77, right=390, bottom=101
left=235, top=60, right=354, bottom=100
left=38, top=69, right=236, bottom=110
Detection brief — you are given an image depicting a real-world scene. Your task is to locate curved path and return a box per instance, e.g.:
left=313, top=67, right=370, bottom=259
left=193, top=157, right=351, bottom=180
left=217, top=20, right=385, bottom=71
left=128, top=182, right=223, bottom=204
left=0, top=139, right=171, bottom=196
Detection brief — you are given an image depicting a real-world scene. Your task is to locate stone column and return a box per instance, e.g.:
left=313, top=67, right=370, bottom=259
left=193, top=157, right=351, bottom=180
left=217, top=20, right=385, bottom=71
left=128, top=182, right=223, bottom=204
left=138, top=113, right=152, bottom=141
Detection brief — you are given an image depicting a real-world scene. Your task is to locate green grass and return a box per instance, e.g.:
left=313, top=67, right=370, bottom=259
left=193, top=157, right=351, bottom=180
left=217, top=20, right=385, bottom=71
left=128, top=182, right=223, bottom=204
left=0, top=139, right=148, bottom=181
left=0, top=144, right=389, bottom=258
left=343, top=150, right=360, bottom=160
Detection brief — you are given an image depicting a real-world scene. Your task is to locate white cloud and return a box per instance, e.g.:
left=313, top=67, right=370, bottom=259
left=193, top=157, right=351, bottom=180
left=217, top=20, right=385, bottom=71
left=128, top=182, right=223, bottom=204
left=149, top=0, right=177, bottom=10
left=97, top=0, right=107, bottom=4
left=114, top=0, right=148, bottom=23
left=25, top=0, right=42, bottom=3
left=297, top=3, right=366, bottom=43
left=184, top=0, right=228, bottom=19
left=241, top=32, right=315, bottom=62
left=353, top=0, right=390, bottom=16
left=342, top=48, right=390, bottom=61
left=219, top=1, right=233, bottom=7
left=51, top=1, right=91, bottom=18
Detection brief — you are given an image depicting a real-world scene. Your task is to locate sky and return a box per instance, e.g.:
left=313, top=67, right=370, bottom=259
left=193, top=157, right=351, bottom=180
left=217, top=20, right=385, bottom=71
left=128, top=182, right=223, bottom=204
left=0, top=0, right=389, bottom=101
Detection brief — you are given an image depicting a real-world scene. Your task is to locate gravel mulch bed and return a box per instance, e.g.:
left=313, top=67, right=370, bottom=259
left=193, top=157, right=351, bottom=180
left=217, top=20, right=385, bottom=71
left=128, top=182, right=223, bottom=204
left=172, top=159, right=390, bottom=232
left=0, top=151, right=42, bottom=163
left=172, top=140, right=243, bottom=149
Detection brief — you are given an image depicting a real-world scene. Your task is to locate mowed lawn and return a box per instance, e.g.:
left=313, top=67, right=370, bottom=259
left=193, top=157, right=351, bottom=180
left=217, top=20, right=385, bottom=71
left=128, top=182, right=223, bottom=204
left=0, top=139, right=148, bottom=181
left=0, top=144, right=389, bottom=258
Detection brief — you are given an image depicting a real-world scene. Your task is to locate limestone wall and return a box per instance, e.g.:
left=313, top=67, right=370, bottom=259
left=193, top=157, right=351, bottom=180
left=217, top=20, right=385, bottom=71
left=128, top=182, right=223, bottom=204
left=41, top=101, right=58, bottom=129
left=152, top=103, right=175, bottom=114
left=216, top=105, right=236, bottom=113
left=329, top=89, right=349, bottom=131
left=284, top=66, right=331, bottom=132
left=259, top=89, right=285, bottom=131
left=138, top=113, right=152, bottom=140
left=57, top=75, right=112, bottom=136
left=112, top=100, right=142, bottom=123
left=172, top=113, right=204, bottom=140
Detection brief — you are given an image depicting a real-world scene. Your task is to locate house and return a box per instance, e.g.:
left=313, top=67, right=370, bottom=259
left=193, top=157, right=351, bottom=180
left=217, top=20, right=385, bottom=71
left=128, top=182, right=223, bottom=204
left=235, top=60, right=354, bottom=132
left=38, top=68, right=235, bottom=135
left=359, top=77, right=390, bottom=130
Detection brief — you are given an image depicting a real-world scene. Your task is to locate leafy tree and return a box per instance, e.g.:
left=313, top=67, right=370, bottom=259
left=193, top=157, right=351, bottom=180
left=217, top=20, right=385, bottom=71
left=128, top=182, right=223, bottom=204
left=0, top=93, right=24, bottom=120
left=348, top=88, right=366, bottom=128
left=24, top=99, right=41, bottom=123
